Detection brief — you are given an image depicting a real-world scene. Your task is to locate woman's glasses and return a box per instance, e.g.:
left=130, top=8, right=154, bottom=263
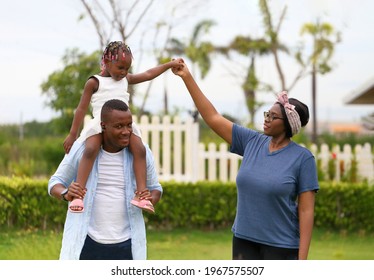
left=264, top=111, right=284, bottom=122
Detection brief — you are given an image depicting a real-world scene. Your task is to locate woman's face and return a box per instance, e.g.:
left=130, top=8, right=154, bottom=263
left=263, top=104, right=286, bottom=137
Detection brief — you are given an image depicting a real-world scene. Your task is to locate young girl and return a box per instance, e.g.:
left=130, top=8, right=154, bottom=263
left=63, top=41, right=181, bottom=214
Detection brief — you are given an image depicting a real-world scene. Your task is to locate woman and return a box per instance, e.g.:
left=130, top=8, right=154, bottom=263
left=172, top=61, right=319, bottom=260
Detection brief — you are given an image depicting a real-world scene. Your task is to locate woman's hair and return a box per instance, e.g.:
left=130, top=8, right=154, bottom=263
left=279, top=98, right=309, bottom=137
left=100, top=41, right=133, bottom=73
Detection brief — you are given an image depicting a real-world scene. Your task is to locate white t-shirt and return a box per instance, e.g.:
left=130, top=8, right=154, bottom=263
left=88, top=150, right=131, bottom=244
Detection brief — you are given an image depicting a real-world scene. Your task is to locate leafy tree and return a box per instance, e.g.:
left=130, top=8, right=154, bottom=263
left=78, top=0, right=202, bottom=112
left=259, top=0, right=289, bottom=91
left=223, top=36, right=272, bottom=128
left=79, top=0, right=156, bottom=49
left=168, top=20, right=216, bottom=80
left=296, top=21, right=341, bottom=143
left=167, top=20, right=216, bottom=121
left=40, top=49, right=100, bottom=133
left=138, top=17, right=179, bottom=116
left=257, top=1, right=341, bottom=141
left=214, top=0, right=288, bottom=127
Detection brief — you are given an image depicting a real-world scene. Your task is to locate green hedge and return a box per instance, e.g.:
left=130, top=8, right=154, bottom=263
left=0, top=177, right=373, bottom=232
left=0, top=176, right=65, bottom=230
left=314, top=182, right=374, bottom=232
left=148, top=181, right=238, bottom=229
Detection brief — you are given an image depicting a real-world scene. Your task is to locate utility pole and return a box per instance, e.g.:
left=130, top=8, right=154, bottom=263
left=19, top=112, right=24, bottom=141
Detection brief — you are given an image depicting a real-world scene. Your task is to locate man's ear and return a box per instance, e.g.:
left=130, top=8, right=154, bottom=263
left=101, top=122, right=106, bottom=130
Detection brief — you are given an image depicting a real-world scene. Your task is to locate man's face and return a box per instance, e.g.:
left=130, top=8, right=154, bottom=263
left=101, top=109, right=133, bottom=153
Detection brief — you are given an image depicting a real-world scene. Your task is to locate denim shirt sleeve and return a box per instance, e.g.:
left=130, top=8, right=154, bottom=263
left=145, top=144, right=163, bottom=194
left=48, top=141, right=85, bottom=195
left=52, top=142, right=162, bottom=260
left=123, top=144, right=162, bottom=260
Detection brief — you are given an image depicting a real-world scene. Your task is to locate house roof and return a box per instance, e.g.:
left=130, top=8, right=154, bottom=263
left=344, top=76, right=374, bottom=104
left=329, top=123, right=363, bottom=133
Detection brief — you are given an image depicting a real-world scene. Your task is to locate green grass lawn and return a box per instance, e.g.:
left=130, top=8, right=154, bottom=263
left=0, top=227, right=373, bottom=260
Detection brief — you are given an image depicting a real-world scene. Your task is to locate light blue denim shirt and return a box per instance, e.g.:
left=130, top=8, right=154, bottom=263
left=48, top=141, right=162, bottom=260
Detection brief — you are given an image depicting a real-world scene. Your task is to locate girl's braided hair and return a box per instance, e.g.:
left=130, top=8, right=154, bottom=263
left=100, top=41, right=133, bottom=74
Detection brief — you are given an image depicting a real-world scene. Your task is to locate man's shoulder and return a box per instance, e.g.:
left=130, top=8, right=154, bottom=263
left=73, top=140, right=85, bottom=151
left=67, top=141, right=85, bottom=159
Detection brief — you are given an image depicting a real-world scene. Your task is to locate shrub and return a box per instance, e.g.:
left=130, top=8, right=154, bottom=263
left=0, top=177, right=373, bottom=233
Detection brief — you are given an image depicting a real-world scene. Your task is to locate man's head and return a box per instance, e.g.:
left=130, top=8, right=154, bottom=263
left=100, top=99, right=133, bottom=152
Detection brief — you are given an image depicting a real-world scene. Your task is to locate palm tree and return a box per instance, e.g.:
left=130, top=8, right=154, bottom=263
left=225, top=36, right=272, bottom=127
left=220, top=0, right=288, bottom=127
left=297, top=20, right=341, bottom=143
left=167, top=20, right=216, bottom=121
left=259, top=0, right=289, bottom=90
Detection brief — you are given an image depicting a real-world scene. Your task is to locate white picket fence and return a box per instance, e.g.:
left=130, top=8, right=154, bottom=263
left=133, top=115, right=374, bottom=183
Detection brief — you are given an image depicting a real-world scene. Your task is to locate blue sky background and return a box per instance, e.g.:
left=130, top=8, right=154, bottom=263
left=1, top=0, right=373, bottom=127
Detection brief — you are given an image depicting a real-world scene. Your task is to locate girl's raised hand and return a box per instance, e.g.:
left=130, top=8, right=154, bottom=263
left=171, top=59, right=188, bottom=77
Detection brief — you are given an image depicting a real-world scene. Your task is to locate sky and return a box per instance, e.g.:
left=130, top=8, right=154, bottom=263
left=1, top=0, right=373, bottom=128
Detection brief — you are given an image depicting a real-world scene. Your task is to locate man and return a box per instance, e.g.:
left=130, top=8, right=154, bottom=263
left=48, top=99, right=162, bottom=260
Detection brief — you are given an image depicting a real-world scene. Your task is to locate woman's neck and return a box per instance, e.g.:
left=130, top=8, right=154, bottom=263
left=269, top=137, right=291, bottom=152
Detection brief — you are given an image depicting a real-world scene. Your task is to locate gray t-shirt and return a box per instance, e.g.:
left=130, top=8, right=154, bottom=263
left=230, top=124, right=319, bottom=248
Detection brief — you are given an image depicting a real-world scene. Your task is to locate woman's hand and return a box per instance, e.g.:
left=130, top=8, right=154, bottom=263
left=171, top=58, right=189, bottom=78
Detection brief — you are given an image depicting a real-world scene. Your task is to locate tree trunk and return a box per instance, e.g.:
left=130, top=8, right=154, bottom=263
left=245, top=88, right=256, bottom=128
left=311, top=64, right=317, bottom=144
left=163, top=87, right=168, bottom=115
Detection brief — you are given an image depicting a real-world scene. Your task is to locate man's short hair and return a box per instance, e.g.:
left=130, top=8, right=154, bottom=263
left=101, top=99, right=130, bottom=121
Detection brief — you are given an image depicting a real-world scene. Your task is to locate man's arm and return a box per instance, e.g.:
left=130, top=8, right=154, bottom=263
left=50, top=183, right=69, bottom=201
left=150, top=189, right=162, bottom=206
left=50, top=182, right=86, bottom=202
left=48, top=141, right=86, bottom=199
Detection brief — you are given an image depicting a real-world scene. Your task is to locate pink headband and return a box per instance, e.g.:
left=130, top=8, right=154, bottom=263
left=275, top=91, right=301, bottom=136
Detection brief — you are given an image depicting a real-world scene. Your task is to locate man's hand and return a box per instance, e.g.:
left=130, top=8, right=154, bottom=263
left=67, top=182, right=87, bottom=200
left=136, top=189, right=161, bottom=206
left=136, top=189, right=152, bottom=201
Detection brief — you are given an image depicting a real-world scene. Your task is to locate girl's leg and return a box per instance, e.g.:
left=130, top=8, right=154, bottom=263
left=70, top=134, right=102, bottom=212
left=128, top=135, right=154, bottom=213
